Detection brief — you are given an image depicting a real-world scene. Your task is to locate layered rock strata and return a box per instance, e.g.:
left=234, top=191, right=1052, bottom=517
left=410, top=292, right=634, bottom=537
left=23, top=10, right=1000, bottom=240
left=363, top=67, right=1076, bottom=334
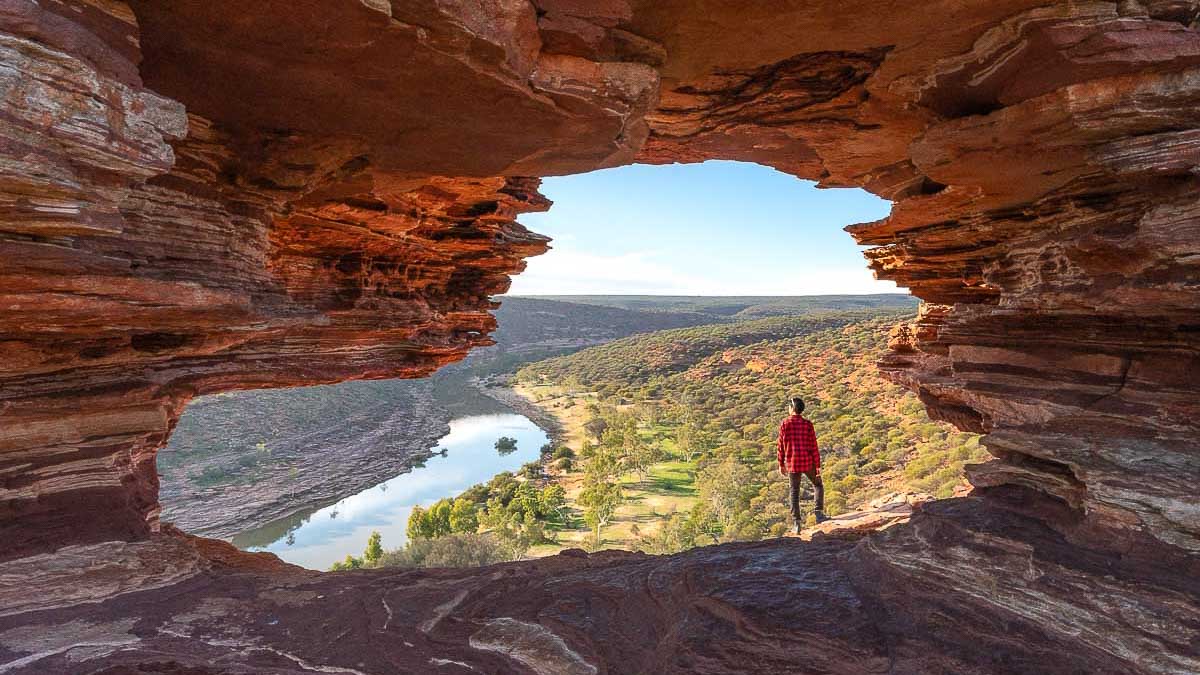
left=1, top=491, right=1196, bottom=674
left=2, top=0, right=1199, bottom=672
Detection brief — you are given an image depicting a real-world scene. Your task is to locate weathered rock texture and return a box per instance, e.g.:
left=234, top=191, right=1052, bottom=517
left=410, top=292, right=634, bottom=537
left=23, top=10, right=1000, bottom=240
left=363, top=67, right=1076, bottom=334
left=2, top=491, right=1197, bottom=674
left=2, top=0, right=1199, bottom=673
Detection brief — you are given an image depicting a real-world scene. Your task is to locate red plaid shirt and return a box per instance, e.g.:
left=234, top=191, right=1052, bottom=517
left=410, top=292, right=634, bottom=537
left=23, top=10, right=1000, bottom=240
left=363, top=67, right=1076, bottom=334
left=778, top=415, right=820, bottom=473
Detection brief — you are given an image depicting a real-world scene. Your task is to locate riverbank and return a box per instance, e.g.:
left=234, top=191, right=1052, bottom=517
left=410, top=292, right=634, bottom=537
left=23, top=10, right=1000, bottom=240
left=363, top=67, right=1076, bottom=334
left=234, top=413, right=549, bottom=570
left=159, top=380, right=450, bottom=539
left=467, top=375, right=566, bottom=443
left=505, top=382, right=701, bottom=555
left=159, top=373, right=564, bottom=546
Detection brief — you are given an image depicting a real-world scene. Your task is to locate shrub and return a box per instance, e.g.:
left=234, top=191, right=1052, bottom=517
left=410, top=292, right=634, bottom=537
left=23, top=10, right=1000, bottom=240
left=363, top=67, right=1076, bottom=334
left=330, top=554, right=363, bottom=571
left=378, top=533, right=507, bottom=569
left=860, top=459, right=889, bottom=475
left=518, top=461, right=542, bottom=479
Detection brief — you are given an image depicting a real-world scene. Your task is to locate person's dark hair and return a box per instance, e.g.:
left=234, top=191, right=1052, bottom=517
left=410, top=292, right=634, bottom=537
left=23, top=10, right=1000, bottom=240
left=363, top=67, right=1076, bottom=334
left=789, top=397, right=805, bottom=414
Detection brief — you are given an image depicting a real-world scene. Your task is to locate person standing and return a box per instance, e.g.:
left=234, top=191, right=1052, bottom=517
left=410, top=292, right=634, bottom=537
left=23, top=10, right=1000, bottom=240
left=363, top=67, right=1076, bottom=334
left=778, top=396, right=825, bottom=534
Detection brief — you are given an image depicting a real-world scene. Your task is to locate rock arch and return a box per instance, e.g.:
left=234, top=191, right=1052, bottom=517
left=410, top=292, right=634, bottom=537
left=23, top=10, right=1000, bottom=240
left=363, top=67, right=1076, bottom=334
left=1, top=1, right=1197, bottom=672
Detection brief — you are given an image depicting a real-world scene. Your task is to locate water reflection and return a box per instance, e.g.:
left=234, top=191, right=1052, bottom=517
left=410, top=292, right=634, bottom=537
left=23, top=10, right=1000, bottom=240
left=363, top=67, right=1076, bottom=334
left=231, top=413, right=546, bottom=570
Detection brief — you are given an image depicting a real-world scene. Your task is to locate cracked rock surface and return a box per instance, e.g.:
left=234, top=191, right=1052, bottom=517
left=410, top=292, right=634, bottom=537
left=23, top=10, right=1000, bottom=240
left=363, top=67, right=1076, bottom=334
left=1, top=492, right=1195, bottom=674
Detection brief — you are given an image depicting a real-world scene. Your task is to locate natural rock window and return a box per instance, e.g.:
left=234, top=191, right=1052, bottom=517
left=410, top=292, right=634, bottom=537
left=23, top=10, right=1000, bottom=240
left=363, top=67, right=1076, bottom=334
left=154, top=160, right=956, bottom=571
left=2, top=2, right=1199, bottom=673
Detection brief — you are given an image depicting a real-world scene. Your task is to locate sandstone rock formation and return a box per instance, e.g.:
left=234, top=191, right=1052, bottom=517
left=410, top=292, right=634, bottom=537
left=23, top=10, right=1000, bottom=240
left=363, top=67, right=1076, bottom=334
left=2, top=1, right=1199, bottom=673
left=796, top=492, right=934, bottom=541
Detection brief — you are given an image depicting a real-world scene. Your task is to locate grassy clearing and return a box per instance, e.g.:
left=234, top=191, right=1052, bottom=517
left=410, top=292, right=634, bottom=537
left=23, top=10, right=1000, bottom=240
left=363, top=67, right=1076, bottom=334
left=518, top=383, right=701, bottom=555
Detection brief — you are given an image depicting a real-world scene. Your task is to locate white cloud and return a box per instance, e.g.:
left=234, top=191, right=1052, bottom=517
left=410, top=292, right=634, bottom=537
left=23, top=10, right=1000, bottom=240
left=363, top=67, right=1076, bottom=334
left=507, top=246, right=898, bottom=296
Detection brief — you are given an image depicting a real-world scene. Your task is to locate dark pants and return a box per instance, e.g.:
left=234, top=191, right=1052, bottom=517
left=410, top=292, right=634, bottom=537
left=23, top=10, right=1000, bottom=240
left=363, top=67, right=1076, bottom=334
left=789, top=471, right=824, bottom=522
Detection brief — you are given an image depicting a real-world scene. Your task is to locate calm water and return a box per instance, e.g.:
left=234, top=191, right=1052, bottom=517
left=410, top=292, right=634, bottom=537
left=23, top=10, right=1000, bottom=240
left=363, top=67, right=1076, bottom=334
left=231, top=413, right=547, bottom=570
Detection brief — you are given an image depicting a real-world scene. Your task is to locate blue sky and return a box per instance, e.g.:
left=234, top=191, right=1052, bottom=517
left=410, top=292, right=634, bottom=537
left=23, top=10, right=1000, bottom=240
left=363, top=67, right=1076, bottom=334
left=509, top=161, right=897, bottom=296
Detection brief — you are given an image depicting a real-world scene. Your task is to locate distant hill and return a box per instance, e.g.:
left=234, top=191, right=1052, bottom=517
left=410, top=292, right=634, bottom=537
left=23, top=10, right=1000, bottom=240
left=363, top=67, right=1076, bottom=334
left=484, top=296, right=717, bottom=356
left=512, top=312, right=880, bottom=389
left=437, top=296, right=720, bottom=381
left=512, top=294, right=917, bottom=319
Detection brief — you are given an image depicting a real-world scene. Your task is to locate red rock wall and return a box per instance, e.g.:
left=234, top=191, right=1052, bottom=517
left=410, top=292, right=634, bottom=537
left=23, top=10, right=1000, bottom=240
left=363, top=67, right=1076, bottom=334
left=0, top=0, right=567, bottom=555
left=2, top=1, right=1200, bottom=672
left=3, top=0, right=1198, bottom=560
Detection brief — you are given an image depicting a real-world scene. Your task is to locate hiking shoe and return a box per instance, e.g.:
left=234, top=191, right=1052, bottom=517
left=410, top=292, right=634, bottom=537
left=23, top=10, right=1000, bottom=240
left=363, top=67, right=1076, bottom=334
left=814, top=511, right=829, bottom=524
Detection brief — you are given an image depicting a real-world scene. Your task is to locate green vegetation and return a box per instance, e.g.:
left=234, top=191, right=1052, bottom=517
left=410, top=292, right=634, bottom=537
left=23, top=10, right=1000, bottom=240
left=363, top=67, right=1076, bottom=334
left=578, top=443, right=625, bottom=547
left=333, top=529, right=509, bottom=570
left=378, top=533, right=507, bottom=568
left=519, top=313, right=873, bottom=399
left=325, top=303, right=985, bottom=567
left=330, top=529, right=384, bottom=571
left=340, top=470, right=572, bottom=570
left=494, top=436, right=518, bottom=455
left=514, top=311, right=988, bottom=552
left=364, top=531, right=383, bottom=565
left=522, top=294, right=917, bottom=318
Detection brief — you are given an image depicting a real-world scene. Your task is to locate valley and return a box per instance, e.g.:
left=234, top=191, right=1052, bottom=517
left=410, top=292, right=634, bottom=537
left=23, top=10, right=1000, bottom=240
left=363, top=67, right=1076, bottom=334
left=457, top=311, right=986, bottom=558
left=158, top=294, right=916, bottom=560
left=287, top=304, right=987, bottom=567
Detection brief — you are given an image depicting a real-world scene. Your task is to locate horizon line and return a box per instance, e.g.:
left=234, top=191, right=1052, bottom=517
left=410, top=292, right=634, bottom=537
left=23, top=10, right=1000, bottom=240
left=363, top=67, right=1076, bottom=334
left=500, top=292, right=914, bottom=298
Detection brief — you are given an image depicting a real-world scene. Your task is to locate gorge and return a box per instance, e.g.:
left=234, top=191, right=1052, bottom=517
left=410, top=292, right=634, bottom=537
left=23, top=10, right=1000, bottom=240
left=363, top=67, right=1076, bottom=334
left=1, top=1, right=1199, bottom=673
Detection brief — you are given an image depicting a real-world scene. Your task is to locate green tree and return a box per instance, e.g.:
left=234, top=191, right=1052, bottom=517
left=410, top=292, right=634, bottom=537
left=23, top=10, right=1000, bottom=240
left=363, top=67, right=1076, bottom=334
left=486, top=472, right=519, bottom=504
left=696, top=454, right=760, bottom=530
left=579, top=478, right=623, bottom=547
left=638, top=511, right=696, bottom=554
left=638, top=501, right=722, bottom=554
left=518, top=461, right=542, bottom=479
left=480, top=504, right=536, bottom=560
left=449, top=497, right=479, bottom=533
left=495, top=436, right=518, bottom=455
left=407, top=505, right=435, bottom=540
left=583, top=417, right=608, bottom=441
left=538, top=484, right=567, bottom=521
left=584, top=445, right=622, bottom=482
left=330, top=554, right=363, bottom=571
left=364, top=530, right=383, bottom=565
left=378, top=533, right=508, bottom=568
left=509, top=483, right=542, bottom=520
left=675, top=422, right=712, bottom=463
left=626, top=436, right=664, bottom=483
left=429, top=499, right=453, bottom=536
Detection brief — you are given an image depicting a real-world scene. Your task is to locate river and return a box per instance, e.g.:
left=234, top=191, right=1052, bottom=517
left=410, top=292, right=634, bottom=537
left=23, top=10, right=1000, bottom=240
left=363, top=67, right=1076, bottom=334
left=230, top=413, right=548, bottom=570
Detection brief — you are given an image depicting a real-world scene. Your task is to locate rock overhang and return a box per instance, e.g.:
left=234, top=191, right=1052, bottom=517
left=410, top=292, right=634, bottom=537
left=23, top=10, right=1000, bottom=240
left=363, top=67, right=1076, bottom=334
left=1, top=1, right=1199, bottom=672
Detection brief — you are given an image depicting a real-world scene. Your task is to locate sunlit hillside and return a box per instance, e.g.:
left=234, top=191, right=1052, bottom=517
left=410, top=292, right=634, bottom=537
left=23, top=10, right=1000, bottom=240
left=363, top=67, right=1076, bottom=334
left=508, top=312, right=987, bottom=551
